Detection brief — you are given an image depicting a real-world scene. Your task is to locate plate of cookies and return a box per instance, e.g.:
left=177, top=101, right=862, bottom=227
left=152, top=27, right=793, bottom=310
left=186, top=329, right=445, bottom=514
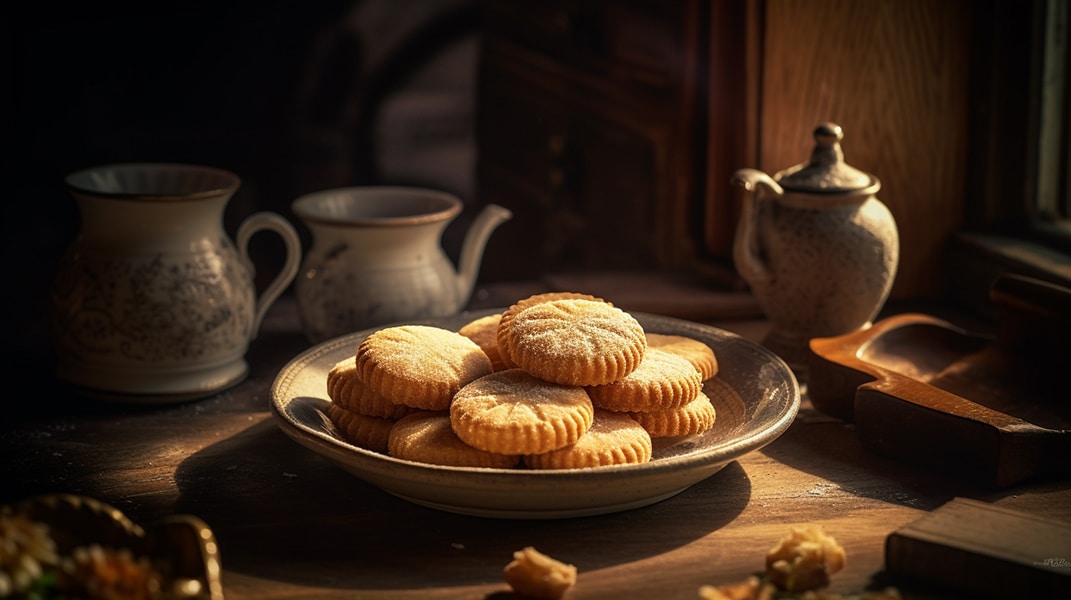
left=271, top=293, right=800, bottom=519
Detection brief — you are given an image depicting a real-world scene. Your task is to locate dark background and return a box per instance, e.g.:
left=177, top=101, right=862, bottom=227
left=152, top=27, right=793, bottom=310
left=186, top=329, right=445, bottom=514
left=3, top=0, right=481, bottom=360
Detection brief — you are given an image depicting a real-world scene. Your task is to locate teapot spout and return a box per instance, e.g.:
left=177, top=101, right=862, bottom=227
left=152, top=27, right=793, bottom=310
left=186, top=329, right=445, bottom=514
left=455, top=203, right=512, bottom=303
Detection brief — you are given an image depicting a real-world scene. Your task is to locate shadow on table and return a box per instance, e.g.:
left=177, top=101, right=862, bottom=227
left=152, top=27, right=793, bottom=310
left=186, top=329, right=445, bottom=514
left=759, top=402, right=1070, bottom=511
left=173, top=418, right=752, bottom=591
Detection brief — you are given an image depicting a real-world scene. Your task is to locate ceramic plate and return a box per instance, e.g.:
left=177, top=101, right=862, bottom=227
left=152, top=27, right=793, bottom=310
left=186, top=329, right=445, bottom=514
left=270, top=310, right=800, bottom=519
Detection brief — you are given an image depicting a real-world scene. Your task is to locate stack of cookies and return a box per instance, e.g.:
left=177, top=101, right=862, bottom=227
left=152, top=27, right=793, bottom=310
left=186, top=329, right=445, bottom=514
left=326, top=292, right=719, bottom=470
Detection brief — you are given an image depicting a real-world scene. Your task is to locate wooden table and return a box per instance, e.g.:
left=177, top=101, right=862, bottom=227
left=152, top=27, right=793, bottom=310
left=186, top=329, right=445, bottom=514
left=3, top=288, right=1069, bottom=599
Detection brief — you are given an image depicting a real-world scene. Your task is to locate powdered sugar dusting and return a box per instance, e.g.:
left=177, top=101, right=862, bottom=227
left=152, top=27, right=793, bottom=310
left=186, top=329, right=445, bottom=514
left=508, top=299, right=646, bottom=385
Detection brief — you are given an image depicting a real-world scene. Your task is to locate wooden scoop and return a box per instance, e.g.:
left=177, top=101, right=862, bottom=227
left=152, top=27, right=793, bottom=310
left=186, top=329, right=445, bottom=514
left=808, top=274, right=1071, bottom=487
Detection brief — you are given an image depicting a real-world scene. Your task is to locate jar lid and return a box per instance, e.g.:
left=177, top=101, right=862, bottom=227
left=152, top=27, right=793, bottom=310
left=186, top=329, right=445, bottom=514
left=774, top=123, right=877, bottom=193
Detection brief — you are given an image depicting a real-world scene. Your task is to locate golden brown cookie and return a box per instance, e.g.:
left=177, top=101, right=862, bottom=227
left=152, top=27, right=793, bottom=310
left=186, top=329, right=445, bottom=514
left=355, top=325, right=493, bottom=411
left=327, top=403, right=396, bottom=454
left=458, top=313, right=509, bottom=371
left=628, top=391, right=717, bottom=437
left=524, top=409, right=652, bottom=469
left=646, top=332, right=719, bottom=381
left=496, top=292, right=606, bottom=369
left=327, top=357, right=415, bottom=419
left=585, top=347, right=702, bottom=412
left=450, top=369, right=595, bottom=456
left=504, top=298, right=646, bottom=386
left=388, top=411, right=521, bottom=468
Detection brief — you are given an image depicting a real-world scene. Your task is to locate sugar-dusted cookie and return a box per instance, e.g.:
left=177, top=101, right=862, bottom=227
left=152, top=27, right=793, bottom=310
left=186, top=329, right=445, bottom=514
left=450, top=369, right=595, bottom=456
left=355, top=325, right=493, bottom=411
left=327, top=357, right=415, bottom=419
left=585, top=347, right=702, bottom=412
left=388, top=411, right=521, bottom=468
left=504, top=298, right=646, bottom=386
left=459, top=313, right=509, bottom=371
left=524, top=409, right=652, bottom=469
left=628, top=391, right=717, bottom=437
left=646, top=332, right=719, bottom=381
left=496, top=292, right=606, bottom=369
left=327, top=403, right=396, bottom=454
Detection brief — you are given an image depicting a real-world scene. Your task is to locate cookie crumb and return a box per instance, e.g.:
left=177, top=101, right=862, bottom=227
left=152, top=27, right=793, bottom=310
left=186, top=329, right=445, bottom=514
left=503, top=546, right=577, bottom=599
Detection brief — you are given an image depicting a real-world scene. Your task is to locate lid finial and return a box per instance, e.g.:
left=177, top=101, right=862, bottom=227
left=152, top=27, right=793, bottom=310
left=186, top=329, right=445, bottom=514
left=775, top=122, right=876, bottom=193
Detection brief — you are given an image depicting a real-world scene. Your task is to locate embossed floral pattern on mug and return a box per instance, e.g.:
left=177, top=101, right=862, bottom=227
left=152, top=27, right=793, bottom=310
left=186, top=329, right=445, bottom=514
left=50, top=163, right=301, bottom=401
left=51, top=244, right=254, bottom=363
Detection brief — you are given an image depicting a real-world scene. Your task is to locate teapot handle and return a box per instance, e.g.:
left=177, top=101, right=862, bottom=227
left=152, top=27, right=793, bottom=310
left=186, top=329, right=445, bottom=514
left=730, top=168, right=784, bottom=196
left=730, top=169, right=783, bottom=286
left=236, top=212, right=302, bottom=340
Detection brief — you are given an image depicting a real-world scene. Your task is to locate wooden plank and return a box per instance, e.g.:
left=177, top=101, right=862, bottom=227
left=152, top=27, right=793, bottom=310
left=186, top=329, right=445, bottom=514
left=886, top=497, right=1071, bottom=598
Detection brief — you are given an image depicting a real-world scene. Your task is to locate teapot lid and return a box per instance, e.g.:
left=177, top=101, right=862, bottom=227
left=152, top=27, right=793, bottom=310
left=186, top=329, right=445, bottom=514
left=774, top=123, right=878, bottom=193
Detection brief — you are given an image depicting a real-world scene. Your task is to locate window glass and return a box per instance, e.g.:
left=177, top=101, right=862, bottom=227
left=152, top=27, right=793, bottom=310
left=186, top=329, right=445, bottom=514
left=1034, top=0, right=1070, bottom=234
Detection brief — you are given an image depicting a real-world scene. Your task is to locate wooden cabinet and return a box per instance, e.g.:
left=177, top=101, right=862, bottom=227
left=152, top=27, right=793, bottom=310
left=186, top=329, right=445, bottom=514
left=475, top=0, right=707, bottom=281
left=753, top=0, right=972, bottom=299
left=476, top=0, right=976, bottom=299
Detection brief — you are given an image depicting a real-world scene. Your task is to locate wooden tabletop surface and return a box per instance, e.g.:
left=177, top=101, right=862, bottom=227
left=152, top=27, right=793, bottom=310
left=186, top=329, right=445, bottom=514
left=3, top=285, right=1069, bottom=600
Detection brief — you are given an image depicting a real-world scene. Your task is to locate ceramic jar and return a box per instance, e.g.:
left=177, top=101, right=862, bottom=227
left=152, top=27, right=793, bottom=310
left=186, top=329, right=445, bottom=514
left=50, top=163, right=301, bottom=402
left=731, top=123, right=899, bottom=373
left=292, top=186, right=511, bottom=343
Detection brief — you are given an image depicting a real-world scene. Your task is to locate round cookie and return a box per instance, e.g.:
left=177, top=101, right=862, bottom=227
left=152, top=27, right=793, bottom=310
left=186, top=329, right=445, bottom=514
left=388, top=411, right=521, bottom=469
left=327, top=357, right=415, bottom=420
left=327, top=403, right=396, bottom=454
left=628, top=391, right=717, bottom=437
left=524, top=410, right=653, bottom=469
left=504, top=298, right=646, bottom=386
left=450, top=369, right=595, bottom=456
left=646, top=333, right=719, bottom=381
left=586, top=347, right=702, bottom=412
left=459, top=313, right=509, bottom=371
left=496, top=292, right=606, bottom=369
left=355, top=325, right=493, bottom=411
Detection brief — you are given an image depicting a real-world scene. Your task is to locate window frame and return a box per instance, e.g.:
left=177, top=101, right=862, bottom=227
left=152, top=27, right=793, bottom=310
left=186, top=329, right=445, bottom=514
left=950, top=0, right=1071, bottom=317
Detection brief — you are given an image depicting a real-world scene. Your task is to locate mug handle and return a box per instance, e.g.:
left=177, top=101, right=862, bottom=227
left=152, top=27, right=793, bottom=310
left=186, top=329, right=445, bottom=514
left=236, top=212, right=302, bottom=340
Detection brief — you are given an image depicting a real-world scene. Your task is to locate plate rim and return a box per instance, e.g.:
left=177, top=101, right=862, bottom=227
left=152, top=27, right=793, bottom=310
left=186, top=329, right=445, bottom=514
left=269, top=309, right=800, bottom=517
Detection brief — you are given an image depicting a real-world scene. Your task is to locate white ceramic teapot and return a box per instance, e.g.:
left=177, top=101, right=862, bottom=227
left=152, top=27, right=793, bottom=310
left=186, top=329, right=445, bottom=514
left=292, top=186, right=512, bottom=342
left=50, top=163, right=302, bottom=402
left=731, top=123, right=899, bottom=373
